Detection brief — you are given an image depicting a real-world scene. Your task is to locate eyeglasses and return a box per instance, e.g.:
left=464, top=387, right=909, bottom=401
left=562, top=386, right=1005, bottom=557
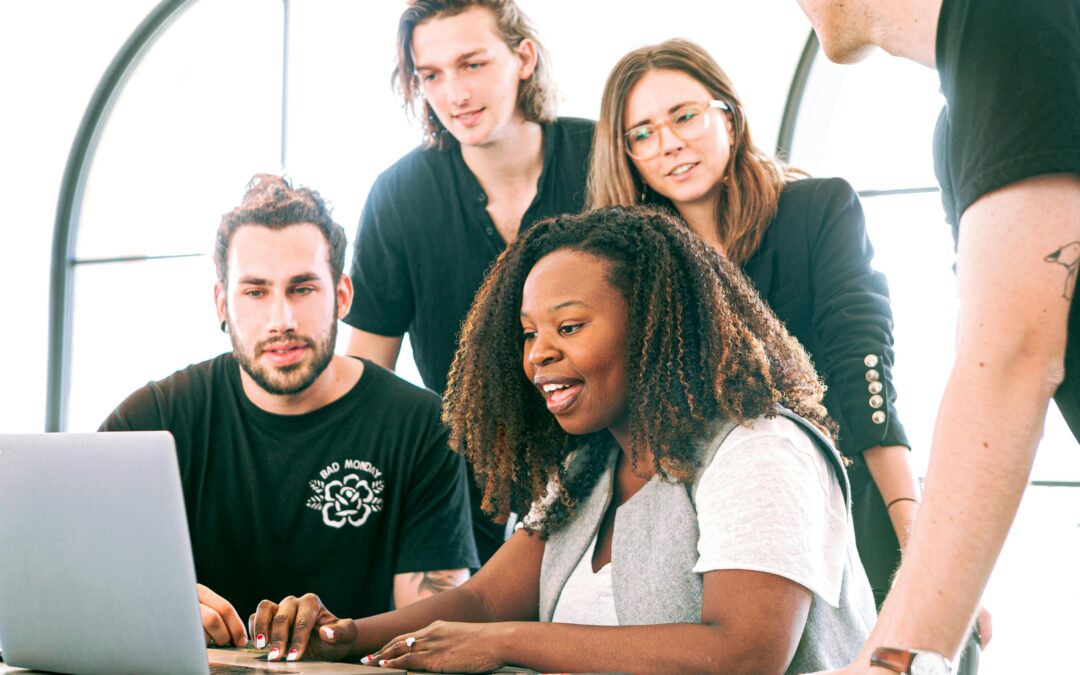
left=623, top=100, right=731, bottom=160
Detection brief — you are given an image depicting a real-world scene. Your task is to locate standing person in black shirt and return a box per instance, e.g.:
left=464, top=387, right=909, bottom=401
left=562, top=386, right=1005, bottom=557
left=795, top=0, right=1080, bottom=673
left=100, top=175, right=478, bottom=660
left=343, top=0, right=594, bottom=564
left=588, top=37, right=920, bottom=615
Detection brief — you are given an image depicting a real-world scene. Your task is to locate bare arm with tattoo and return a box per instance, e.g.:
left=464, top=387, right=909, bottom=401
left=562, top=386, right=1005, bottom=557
left=814, top=174, right=1080, bottom=675
left=392, top=568, right=470, bottom=607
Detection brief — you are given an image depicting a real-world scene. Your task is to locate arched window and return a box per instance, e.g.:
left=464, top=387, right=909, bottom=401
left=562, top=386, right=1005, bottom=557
left=48, top=0, right=812, bottom=431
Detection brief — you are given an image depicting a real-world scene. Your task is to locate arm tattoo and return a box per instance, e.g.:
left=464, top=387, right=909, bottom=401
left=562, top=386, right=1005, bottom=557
left=1044, top=242, right=1080, bottom=300
left=412, top=570, right=459, bottom=596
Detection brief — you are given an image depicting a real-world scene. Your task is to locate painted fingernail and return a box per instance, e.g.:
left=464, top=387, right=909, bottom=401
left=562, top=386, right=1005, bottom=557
left=268, top=648, right=280, bottom=660
left=360, top=655, right=373, bottom=665
left=321, top=626, right=335, bottom=640
left=378, top=660, right=390, bottom=667
left=287, top=649, right=299, bottom=662
left=256, top=634, right=266, bottom=649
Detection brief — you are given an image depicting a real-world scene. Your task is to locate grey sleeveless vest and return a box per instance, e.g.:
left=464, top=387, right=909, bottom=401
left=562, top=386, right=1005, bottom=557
left=538, top=409, right=877, bottom=674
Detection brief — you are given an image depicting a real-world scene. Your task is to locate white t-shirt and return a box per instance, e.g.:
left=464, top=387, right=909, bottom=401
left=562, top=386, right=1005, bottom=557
left=550, top=538, right=620, bottom=625
left=692, top=415, right=847, bottom=607
left=550, top=415, right=848, bottom=623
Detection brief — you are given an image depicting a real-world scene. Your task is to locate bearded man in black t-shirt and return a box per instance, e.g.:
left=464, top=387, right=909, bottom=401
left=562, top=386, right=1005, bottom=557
left=100, top=174, right=478, bottom=660
left=796, top=1, right=1080, bottom=674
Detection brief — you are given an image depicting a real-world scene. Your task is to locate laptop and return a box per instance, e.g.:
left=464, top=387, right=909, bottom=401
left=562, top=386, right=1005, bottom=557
left=0, top=432, right=396, bottom=675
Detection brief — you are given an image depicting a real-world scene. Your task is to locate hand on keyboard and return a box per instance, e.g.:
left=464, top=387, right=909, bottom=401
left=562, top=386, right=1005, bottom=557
left=250, top=593, right=355, bottom=663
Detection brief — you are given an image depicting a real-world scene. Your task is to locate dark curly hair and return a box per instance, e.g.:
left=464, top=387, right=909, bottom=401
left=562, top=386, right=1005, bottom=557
left=215, top=174, right=347, bottom=288
left=442, top=205, right=833, bottom=536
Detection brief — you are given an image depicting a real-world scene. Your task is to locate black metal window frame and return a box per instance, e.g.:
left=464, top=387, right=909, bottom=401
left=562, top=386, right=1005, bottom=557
left=45, top=13, right=1078, bottom=491
left=46, top=0, right=292, bottom=431
left=34, top=22, right=948, bottom=430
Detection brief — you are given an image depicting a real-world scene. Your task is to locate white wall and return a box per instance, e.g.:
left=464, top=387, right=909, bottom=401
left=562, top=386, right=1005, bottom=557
left=0, top=0, right=162, bottom=432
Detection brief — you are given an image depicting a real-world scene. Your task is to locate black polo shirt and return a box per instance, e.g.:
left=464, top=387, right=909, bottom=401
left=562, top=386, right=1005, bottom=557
left=344, top=117, right=595, bottom=395
left=344, top=117, right=595, bottom=563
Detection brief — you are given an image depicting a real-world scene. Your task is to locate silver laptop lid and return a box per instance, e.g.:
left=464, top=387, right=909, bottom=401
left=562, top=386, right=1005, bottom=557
left=0, top=432, right=209, bottom=675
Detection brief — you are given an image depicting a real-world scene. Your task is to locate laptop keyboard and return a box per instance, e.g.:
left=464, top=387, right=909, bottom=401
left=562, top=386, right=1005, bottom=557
left=210, top=664, right=299, bottom=674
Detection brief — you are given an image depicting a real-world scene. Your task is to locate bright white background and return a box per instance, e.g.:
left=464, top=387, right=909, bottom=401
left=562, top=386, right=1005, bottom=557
left=1, top=2, right=1076, bottom=672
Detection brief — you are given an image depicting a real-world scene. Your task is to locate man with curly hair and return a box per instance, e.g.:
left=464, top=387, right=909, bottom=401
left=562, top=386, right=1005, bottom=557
left=100, top=175, right=478, bottom=658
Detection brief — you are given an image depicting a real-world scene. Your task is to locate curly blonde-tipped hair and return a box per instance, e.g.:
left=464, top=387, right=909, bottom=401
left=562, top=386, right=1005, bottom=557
left=442, top=206, right=832, bottom=537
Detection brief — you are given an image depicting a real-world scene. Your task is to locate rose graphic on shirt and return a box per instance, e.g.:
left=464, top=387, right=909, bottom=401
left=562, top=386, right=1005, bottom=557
left=306, top=468, right=384, bottom=528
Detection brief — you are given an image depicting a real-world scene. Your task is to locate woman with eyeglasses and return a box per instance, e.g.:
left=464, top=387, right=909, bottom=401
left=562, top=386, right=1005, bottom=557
left=588, top=38, right=920, bottom=613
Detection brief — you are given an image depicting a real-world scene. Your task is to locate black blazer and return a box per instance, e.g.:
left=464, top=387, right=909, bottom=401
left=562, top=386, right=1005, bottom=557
left=742, top=177, right=909, bottom=486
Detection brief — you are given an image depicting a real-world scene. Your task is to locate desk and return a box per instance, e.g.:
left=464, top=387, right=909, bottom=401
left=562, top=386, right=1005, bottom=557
left=0, top=648, right=397, bottom=674
left=0, top=648, right=537, bottom=674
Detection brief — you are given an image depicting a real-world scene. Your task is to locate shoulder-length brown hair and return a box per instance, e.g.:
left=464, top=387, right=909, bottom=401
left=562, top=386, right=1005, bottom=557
left=442, top=206, right=832, bottom=536
left=587, top=38, right=803, bottom=265
left=394, top=0, right=557, bottom=148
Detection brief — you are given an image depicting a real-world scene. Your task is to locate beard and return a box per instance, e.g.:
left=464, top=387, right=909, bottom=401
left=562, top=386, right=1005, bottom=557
left=230, top=320, right=337, bottom=396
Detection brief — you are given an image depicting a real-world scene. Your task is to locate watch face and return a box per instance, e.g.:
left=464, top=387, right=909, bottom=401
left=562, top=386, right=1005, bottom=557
left=911, top=652, right=952, bottom=675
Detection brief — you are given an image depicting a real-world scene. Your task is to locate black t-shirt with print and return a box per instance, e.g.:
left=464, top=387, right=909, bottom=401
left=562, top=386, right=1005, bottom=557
left=934, top=0, right=1080, bottom=437
left=100, top=355, right=478, bottom=620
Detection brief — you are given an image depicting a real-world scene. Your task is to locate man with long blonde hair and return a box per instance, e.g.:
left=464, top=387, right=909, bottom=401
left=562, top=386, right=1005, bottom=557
left=342, top=0, right=593, bottom=564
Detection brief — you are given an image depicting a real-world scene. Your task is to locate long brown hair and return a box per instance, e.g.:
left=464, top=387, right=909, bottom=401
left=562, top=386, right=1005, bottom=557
left=442, top=206, right=832, bottom=536
left=587, top=38, right=803, bottom=265
left=394, top=0, right=557, bottom=148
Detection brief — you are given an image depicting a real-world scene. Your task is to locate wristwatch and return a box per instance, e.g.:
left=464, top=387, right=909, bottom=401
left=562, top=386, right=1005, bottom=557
left=870, top=647, right=953, bottom=675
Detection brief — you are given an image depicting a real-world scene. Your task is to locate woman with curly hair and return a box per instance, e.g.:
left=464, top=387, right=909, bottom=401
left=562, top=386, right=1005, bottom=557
left=589, top=37, right=922, bottom=611
left=250, top=206, right=875, bottom=674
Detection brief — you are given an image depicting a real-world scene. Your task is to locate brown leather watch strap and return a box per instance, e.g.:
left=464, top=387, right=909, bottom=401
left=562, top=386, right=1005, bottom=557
left=870, top=647, right=915, bottom=673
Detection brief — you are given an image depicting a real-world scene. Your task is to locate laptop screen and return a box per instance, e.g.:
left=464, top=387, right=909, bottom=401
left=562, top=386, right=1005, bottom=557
left=0, top=432, right=210, bottom=675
